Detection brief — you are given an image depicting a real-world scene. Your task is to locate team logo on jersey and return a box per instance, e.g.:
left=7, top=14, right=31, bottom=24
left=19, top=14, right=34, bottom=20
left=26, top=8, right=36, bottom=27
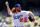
left=13, top=15, right=23, bottom=19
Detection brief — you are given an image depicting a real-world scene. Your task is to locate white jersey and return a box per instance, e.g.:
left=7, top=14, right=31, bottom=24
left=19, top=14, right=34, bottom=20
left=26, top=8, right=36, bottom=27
left=11, top=12, right=24, bottom=26
left=11, top=11, right=34, bottom=27
left=11, top=12, right=23, bottom=19
left=21, top=11, right=30, bottom=15
left=11, top=11, right=30, bottom=19
left=21, top=11, right=34, bottom=17
left=11, top=11, right=32, bottom=19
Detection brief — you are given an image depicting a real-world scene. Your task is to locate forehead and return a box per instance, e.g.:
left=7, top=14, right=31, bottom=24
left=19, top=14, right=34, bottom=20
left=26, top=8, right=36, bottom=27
left=15, top=7, right=21, bottom=8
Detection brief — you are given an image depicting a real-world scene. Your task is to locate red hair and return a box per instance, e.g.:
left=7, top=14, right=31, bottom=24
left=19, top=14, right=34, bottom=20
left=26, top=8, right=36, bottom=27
left=12, top=7, right=21, bottom=13
left=12, top=7, right=16, bottom=13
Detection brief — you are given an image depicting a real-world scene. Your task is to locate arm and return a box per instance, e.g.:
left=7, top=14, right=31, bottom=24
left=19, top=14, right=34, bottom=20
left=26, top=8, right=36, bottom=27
left=5, top=1, right=12, bottom=15
left=29, top=11, right=34, bottom=18
left=28, top=11, right=35, bottom=22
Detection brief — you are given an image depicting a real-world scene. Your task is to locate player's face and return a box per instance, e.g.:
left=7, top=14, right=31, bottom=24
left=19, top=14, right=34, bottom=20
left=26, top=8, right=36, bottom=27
left=15, top=7, right=21, bottom=12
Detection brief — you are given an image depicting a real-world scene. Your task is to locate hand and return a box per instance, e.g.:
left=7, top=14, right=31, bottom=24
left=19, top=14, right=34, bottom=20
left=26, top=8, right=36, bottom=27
left=5, top=1, right=9, bottom=6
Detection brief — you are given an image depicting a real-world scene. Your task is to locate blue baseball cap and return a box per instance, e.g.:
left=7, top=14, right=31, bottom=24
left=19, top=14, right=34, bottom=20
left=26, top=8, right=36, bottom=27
left=15, top=4, right=21, bottom=7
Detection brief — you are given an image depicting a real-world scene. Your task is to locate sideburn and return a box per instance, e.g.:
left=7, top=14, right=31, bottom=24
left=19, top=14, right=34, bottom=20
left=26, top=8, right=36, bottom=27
left=17, top=9, right=21, bottom=12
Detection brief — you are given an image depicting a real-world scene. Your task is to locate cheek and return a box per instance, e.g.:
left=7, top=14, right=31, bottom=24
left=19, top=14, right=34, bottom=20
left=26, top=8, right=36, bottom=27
left=16, top=9, right=19, bottom=10
left=16, top=8, right=20, bottom=9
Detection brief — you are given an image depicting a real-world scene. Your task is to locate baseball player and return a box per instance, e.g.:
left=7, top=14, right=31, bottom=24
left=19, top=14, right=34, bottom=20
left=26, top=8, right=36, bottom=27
left=5, top=1, right=24, bottom=27
left=5, top=1, right=35, bottom=27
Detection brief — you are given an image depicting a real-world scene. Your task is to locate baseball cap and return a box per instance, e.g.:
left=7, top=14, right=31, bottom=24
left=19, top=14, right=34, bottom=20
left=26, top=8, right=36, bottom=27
left=15, top=4, right=21, bottom=7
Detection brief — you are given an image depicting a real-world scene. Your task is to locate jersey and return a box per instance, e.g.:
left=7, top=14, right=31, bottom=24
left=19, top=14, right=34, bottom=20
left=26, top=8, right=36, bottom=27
left=21, top=11, right=34, bottom=18
left=11, top=11, right=32, bottom=26
left=21, top=11, right=30, bottom=22
left=11, top=12, right=24, bottom=26
left=11, top=11, right=30, bottom=21
left=21, top=11, right=30, bottom=15
left=11, top=12, right=23, bottom=19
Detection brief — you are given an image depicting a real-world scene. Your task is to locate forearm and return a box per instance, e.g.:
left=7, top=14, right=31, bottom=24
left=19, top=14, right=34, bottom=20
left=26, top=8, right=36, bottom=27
left=7, top=5, right=12, bottom=15
left=30, top=11, right=34, bottom=17
left=7, top=5, right=10, bottom=11
left=5, top=1, right=12, bottom=15
left=31, top=13, right=34, bottom=17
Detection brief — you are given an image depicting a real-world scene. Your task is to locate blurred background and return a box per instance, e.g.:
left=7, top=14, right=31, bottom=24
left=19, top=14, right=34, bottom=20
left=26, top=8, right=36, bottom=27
left=0, top=0, right=40, bottom=16
left=0, top=0, right=40, bottom=27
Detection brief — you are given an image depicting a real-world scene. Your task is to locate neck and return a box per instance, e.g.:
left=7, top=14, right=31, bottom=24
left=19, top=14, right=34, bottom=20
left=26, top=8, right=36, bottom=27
left=16, top=11, right=19, bottom=13
left=16, top=10, right=19, bottom=12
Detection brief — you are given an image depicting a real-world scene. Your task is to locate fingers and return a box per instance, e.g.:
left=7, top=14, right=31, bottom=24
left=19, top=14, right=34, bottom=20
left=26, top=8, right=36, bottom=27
left=5, top=1, right=9, bottom=6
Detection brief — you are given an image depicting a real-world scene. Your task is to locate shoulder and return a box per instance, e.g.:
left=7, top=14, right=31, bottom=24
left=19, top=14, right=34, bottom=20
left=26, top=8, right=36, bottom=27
left=11, top=12, right=15, bottom=16
left=21, top=11, right=30, bottom=14
left=29, top=11, right=33, bottom=14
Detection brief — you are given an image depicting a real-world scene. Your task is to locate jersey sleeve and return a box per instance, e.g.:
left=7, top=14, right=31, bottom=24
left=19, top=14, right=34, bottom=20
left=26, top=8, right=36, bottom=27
left=10, top=12, right=14, bottom=16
